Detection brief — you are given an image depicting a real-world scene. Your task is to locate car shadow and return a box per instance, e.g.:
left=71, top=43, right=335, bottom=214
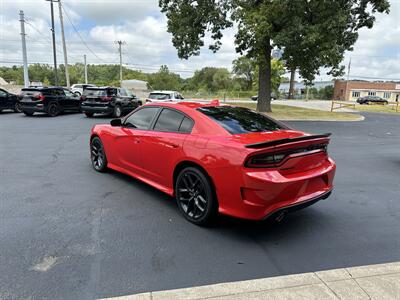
left=102, top=166, right=327, bottom=240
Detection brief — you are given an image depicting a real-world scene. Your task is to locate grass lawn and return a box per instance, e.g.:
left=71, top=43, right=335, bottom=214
left=227, top=102, right=362, bottom=121
left=354, top=103, right=400, bottom=114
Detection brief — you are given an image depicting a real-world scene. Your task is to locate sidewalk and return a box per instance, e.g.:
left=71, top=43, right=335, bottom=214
left=101, top=261, right=400, bottom=300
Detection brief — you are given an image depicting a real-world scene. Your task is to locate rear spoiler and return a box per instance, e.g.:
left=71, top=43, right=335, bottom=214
left=245, top=133, right=331, bottom=149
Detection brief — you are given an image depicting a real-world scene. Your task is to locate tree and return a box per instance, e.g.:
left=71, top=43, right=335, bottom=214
left=148, top=65, right=182, bottom=90
left=159, top=0, right=390, bottom=112
left=276, top=0, right=390, bottom=98
left=232, top=56, right=255, bottom=90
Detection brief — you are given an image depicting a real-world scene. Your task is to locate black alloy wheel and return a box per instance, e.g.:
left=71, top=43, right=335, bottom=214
left=90, top=137, right=108, bottom=172
left=14, top=102, right=22, bottom=113
left=48, top=103, right=59, bottom=117
left=175, top=167, right=217, bottom=225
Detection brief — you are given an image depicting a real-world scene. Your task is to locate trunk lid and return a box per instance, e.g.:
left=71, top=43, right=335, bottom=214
left=240, top=130, right=331, bottom=175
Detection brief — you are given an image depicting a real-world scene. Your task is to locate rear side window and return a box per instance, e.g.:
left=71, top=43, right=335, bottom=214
left=179, top=117, right=194, bottom=133
left=197, top=106, right=284, bottom=134
left=154, top=108, right=185, bottom=132
left=124, top=107, right=159, bottom=130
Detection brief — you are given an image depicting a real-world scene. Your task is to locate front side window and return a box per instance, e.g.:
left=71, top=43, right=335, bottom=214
left=118, top=89, right=127, bottom=96
left=197, top=106, right=284, bottom=134
left=124, top=107, right=159, bottom=130
left=64, top=90, right=74, bottom=97
left=154, top=108, right=185, bottom=132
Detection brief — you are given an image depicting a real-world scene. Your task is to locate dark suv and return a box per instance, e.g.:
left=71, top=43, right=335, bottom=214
left=0, top=88, right=22, bottom=113
left=357, top=95, right=388, bottom=105
left=80, top=87, right=139, bottom=118
left=20, top=87, right=82, bottom=117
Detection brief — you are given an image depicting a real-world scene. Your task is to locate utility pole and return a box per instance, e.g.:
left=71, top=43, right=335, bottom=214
left=46, top=0, right=58, bottom=86
left=84, top=54, right=88, bottom=84
left=58, top=0, right=70, bottom=87
left=115, top=40, right=126, bottom=86
left=19, top=10, right=30, bottom=87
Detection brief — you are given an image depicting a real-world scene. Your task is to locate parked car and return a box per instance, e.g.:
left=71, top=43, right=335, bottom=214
left=251, top=92, right=277, bottom=101
left=89, top=102, right=336, bottom=225
left=20, top=87, right=82, bottom=117
left=146, top=91, right=184, bottom=103
left=80, top=87, right=139, bottom=118
left=71, top=84, right=96, bottom=96
left=0, top=88, right=22, bottom=113
left=357, top=95, right=388, bottom=105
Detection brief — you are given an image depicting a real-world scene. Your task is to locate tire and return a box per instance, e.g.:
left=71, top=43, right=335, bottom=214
left=47, top=103, right=59, bottom=117
left=14, top=102, right=22, bottom=113
left=113, top=105, right=122, bottom=118
left=23, top=111, right=34, bottom=116
left=90, top=137, right=108, bottom=172
left=85, top=112, right=94, bottom=118
left=175, top=167, right=218, bottom=226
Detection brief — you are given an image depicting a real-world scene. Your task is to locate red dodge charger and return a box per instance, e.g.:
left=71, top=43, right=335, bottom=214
left=90, top=102, right=336, bottom=225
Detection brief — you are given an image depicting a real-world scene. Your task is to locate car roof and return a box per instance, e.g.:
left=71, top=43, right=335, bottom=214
left=150, top=90, right=178, bottom=94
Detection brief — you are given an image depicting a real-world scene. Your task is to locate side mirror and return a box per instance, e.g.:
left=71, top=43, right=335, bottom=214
left=110, top=119, right=122, bottom=127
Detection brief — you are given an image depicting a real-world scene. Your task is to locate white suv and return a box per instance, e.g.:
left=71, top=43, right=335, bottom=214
left=146, top=91, right=184, bottom=103
left=71, top=84, right=96, bottom=96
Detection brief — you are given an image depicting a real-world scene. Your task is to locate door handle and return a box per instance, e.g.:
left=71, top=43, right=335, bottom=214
left=134, top=138, right=140, bottom=144
left=165, top=143, right=179, bottom=149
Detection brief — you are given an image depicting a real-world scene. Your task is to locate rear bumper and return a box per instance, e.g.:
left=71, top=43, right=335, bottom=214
left=21, top=102, right=46, bottom=113
left=81, top=105, right=113, bottom=114
left=81, top=102, right=136, bottom=114
left=215, top=158, right=336, bottom=220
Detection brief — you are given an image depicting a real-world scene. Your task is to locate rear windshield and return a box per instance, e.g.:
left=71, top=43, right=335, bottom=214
left=83, top=88, right=112, bottom=97
left=149, top=93, right=170, bottom=100
left=197, top=106, right=284, bottom=134
left=20, top=89, right=42, bottom=96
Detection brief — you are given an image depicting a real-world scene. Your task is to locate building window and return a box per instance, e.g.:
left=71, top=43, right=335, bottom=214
left=368, top=91, right=376, bottom=96
left=352, top=91, right=360, bottom=98
left=383, top=92, right=391, bottom=99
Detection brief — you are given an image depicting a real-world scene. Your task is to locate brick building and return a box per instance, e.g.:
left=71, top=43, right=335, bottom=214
left=333, top=80, right=400, bottom=102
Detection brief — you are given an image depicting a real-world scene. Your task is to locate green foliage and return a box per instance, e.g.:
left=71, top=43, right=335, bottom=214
left=232, top=56, right=255, bottom=90
left=159, top=0, right=390, bottom=112
left=147, top=65, right=182, bottom=90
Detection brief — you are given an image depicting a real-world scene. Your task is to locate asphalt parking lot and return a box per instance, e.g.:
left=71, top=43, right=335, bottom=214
left=0, top=111, right=399, bottom=300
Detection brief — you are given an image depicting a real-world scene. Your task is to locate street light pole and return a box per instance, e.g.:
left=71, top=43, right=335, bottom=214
left=19, top=10, right=30, bottom=87
left=46, top=0, right=59, bottom=86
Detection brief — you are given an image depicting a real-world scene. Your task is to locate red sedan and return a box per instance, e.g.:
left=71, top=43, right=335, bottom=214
left=90, top=102, right=336, bottom=225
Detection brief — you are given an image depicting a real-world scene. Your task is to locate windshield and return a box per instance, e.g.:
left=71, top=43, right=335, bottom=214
left=149, top=93, right=170, bottom=100
left=197, top=106, right=284, bottom=134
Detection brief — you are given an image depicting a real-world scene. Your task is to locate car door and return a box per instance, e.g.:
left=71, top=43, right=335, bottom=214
left=113, top=106, right=160, bottom=175
left=63, top=89, right=81, bottom=110
left=140, top=108, right=194, bottom=189
left=0, top=89, right=8, bottom=109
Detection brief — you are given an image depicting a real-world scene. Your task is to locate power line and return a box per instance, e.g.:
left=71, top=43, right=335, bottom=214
left=61, top=2, right=106, bottom=63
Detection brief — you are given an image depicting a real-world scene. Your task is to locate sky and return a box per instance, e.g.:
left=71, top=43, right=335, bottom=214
left=0, top=0, right=399, bottom=81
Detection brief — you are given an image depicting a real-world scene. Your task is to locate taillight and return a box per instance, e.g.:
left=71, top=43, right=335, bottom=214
left=80, top=95, right=86, bottom=101
left=101, top=96, right=112, bottom=102
left=245, top=144, right=328, bottom=168
left=245, top=153, right=286, bottom=168
left=35, top=94, right=45, bottom=101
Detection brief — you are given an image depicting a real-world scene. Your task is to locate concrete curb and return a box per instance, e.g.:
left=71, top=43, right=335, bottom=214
left=100, top=261, right=400, bottom=300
